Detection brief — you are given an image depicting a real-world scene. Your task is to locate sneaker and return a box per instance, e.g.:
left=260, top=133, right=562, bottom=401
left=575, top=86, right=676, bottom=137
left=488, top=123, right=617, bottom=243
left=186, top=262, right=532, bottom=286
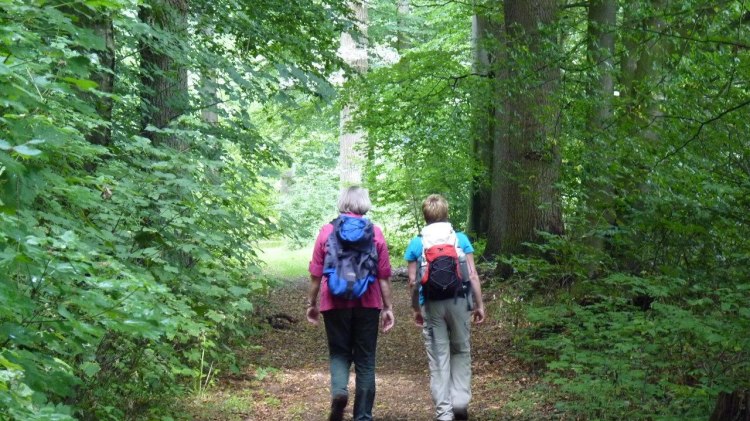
left=454, top=406, right=468, bottom=420
left=329, top=395, right=348, bottom=421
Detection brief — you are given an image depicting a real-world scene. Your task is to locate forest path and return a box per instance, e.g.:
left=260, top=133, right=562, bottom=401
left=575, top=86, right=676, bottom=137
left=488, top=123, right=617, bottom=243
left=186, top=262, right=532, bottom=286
left=187, top=277, right=548, bottom=420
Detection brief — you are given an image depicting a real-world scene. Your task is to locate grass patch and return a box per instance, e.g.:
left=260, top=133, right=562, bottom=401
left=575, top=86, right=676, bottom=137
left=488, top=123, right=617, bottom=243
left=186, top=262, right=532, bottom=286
left=257, top=239, right=312, bottom=280
left=183, top=390, right=254, bottom=421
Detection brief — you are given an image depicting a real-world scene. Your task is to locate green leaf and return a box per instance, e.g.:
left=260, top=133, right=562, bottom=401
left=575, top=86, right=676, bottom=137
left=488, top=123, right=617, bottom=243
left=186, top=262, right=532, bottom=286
left=61, top=77, right=99, bottom=90
left=80, top=361, right=100, bottom=378
left=0, top=355, right=23, bottom=371
left=13, top=145, right=42, bottom=156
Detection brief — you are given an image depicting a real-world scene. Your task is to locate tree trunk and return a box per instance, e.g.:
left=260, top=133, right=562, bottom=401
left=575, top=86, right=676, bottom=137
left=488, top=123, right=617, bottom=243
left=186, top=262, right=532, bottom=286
left=396, top=0, right=410, bottom=51
left=710, top=390, right=750, bottom=421
left=199, top=68, right=219, bottom=125
left=468, top=14, right=499, bottom=238
left=586, top=0, right=616, bottom=131
left=139, top=0, right=190, bottom=150
left=583, top=0, right=618, bottom=265
left=485, top=0, right=564, bottom=272
left=339, top=1, right=368, bottom=186
left=199, top=27, right=219, bottom=126
left=620, top=0, right=668, bottom=125
left=86, top=17, right=115, bottom=147
left=614, top=0, right=669, bottom=274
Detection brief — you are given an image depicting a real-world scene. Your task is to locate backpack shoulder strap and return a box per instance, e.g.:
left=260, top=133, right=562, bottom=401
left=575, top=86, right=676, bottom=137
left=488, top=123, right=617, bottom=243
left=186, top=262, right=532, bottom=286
left=324, top=218, right=343, bottom=265
left=452, top=231, right=465, bottom=257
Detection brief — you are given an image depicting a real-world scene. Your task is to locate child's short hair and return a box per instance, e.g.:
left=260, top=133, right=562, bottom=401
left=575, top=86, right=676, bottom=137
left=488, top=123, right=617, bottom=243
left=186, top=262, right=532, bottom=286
left=422, top=194, right=449, bottom=224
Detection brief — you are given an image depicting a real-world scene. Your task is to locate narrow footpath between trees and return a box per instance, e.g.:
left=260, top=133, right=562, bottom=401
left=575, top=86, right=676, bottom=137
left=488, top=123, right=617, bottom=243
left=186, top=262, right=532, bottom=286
left=187, top=276, right=551, bottom=420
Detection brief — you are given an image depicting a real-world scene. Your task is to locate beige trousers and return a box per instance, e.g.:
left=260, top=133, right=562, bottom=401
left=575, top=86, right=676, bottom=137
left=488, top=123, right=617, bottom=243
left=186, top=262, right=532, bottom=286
left=421, top=297, right=472, bottom=421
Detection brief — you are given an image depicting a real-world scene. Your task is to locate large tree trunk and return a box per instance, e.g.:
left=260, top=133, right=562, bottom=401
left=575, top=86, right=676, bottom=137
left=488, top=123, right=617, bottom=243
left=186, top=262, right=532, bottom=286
left=485, top=0, right=564, bottom=274
left=339, top=1, right=368, bottom=186
left=468, top=14, right=500, bottom=238
left=139, top=0, right=190, bottom=150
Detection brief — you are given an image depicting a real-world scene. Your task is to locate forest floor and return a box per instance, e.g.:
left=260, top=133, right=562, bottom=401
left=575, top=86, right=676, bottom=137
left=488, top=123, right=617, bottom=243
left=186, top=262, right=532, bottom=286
left=185, top=276, right=555, bottom=420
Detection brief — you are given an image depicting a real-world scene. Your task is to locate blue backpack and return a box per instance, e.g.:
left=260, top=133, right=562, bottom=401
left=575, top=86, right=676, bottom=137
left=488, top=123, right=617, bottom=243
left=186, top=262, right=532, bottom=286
left=323, top=215, right=379, bottom=300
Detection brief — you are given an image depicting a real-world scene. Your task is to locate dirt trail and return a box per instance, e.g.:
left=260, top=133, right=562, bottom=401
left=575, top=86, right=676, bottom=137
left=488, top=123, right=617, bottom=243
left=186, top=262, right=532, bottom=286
left=187, top=278, right=548, bottom=420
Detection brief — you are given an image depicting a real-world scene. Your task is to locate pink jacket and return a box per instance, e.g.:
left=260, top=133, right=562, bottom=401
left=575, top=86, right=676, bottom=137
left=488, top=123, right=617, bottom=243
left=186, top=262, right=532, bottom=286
left=308, top=214, right=392, bottom=311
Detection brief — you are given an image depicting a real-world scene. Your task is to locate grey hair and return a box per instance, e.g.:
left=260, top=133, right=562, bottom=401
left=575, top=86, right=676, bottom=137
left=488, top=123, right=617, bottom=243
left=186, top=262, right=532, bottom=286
left=337, top=186, right=372, bottom=215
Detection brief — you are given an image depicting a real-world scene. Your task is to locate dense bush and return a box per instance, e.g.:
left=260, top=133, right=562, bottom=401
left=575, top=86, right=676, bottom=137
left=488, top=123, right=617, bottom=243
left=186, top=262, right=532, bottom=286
left=0, top=0, right=348, bottom=418
left=507, top=165, right=750, bottom=418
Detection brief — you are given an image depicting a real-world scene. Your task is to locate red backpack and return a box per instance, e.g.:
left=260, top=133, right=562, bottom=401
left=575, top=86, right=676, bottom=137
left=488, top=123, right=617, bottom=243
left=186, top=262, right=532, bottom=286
left=420, top=223, right=465, bottom=301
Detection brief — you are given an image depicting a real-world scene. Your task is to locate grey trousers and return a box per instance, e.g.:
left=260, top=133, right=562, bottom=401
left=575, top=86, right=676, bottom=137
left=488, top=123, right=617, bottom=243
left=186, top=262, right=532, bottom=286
left=421, top=297, right=472, bottom=421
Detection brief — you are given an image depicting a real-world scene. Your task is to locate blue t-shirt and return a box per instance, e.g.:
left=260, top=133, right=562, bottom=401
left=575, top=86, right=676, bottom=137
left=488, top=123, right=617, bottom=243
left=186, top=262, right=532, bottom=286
left=404, top=232, right=474, bottom=262
left=404, top=232, right=474, bottom=306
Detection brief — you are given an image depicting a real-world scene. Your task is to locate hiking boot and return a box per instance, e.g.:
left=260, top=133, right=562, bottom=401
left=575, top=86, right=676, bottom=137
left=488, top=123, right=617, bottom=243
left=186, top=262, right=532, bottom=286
left=454, top=406, right=468, bottom=420
left=329, top=395, right=348, bottom=421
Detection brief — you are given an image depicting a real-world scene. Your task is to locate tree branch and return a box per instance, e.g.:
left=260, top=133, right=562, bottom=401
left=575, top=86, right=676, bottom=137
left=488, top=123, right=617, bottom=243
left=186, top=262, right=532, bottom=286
left=639, top=28, right=750, bottom=49
left=562, top=2, right=589, bottom=9
left=652, top=97, right=750, bottom=169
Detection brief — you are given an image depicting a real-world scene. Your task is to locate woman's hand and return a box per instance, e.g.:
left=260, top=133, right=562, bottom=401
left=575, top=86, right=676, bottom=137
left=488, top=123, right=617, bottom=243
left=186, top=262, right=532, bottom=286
left=472, top=306, right=485, bottom=324
left=381, top=308, right=395, bottom=332
left=412, top=309, right=424, bottom=327
left=306, top=305, right=320, bottom=325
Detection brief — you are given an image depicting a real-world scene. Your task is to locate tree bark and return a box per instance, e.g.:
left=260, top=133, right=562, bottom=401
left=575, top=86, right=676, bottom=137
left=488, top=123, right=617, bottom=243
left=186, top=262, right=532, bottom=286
left=396, top=0, right=410, bottom=51
left=485, top=0, right=564, bottom=272
left=87, top=17, right=115, bottom=147
left=199, top=75, right=219, bottom=125
left=620, top=0, right=668, bottom=124
left=339, top=1, right=368, bottom=186
left=139, top=0, right=190, bottom=150
left=586, top=0, right=617, bottom=131
left=710, top=390, right=750, bottom=421
left=468, top=14, right=500, bottom=238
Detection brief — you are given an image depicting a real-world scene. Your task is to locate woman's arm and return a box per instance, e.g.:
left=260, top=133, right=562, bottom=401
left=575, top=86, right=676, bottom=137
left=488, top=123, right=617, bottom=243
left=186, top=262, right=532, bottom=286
left=374, top=226, right=395, bottom=332
left=306, top=275, right=322, bottom=325
left=407, top=260, right=424, bottom=326
left=465, top=253, right=485, bottom=324
left=379, top=278, right=394, bottom=332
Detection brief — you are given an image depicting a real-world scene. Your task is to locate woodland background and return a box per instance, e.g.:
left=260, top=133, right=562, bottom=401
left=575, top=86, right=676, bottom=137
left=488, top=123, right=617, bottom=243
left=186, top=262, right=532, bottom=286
left=0, top=0, right=748, bottom=419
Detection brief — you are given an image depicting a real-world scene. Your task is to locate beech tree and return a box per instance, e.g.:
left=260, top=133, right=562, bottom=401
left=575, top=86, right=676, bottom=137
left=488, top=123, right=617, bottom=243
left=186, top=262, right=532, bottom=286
left=468, top=13, right=500, bottom=238
left=485, top=0, right=564, bottom=271
left=339, top=1, right=369, bottom=185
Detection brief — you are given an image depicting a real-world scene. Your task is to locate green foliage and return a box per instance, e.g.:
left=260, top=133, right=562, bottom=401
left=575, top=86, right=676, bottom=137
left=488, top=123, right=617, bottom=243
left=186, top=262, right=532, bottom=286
left=511, top=272, right=750, bottom=419
left=348, top=1, right=477, bottom=243
left=0, top=0, right=349, bottom=419
left=2, top=0, right=748, bottom=419
left=354, top=0, right=750, bottom=418
left=257, top=102, right=340, bottom=245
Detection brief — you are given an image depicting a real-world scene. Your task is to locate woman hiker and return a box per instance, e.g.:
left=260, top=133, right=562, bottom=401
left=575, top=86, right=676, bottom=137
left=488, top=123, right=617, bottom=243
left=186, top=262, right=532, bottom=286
left=405, top=194, right=485, bottom=420
left=306, top=186, right=395, bottom=421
